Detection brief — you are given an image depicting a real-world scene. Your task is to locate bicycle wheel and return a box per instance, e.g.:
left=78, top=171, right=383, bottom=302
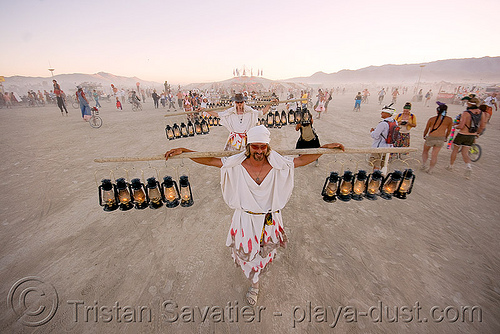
left=468, top=144, right=481, bottom=162
left=132, top=104, right=138, bottom=111
left=72, top=101, right=79, bottom=109
left=89, top=116, right=102, bottom=128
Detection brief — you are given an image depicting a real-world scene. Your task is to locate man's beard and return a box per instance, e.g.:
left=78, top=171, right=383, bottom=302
left=252, top=152, right=265, bottom=161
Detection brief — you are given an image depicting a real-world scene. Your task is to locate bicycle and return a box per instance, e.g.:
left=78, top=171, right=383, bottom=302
left=458, top=143, right=481, bottom=162
left=131, top=101, right=142, bottom=111
left=89, top=107, right=102, bottom=128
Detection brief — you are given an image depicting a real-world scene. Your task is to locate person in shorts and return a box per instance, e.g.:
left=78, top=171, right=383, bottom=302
left=421, top=102, right=453, bottom=174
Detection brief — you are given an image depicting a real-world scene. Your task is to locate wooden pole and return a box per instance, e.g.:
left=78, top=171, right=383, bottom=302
left=94, top=147, right=417, bottom=163
left=164, top=98, right=307, bottom=117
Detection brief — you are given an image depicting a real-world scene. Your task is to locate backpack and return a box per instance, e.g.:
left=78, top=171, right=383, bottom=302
left=382, top=119, right=401, bottom=144
left=466, top=110, right=482, bottom=133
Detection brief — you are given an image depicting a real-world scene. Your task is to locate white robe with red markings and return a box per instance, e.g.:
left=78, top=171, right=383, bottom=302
left=218, top=106, right=263, bottom=151
left=221, top=150, right=294, bottom=283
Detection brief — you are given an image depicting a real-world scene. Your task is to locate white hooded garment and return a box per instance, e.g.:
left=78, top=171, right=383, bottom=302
left=218, top=106, right=263, bottom=151
left=221, top=150, right=294, bottom=283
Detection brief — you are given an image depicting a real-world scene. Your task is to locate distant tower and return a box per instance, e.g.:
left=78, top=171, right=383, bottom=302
left=48, top=68, right=55, bottom=77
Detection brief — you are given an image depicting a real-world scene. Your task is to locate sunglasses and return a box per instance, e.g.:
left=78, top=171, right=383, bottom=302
left=235, top=101, right=244, bottom=104
left=250, top=144, right=267, bottom=150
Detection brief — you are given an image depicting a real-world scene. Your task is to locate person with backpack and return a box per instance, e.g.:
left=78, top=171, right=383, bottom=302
left=446, top=95, right=487, bottom=179
left=369, top=105, right=398, bottom=170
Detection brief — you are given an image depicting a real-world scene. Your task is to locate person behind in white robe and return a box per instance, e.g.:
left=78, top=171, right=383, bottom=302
left=165, top=125, right=344, bottom=306
left=202, top=93, right=275, bottom=151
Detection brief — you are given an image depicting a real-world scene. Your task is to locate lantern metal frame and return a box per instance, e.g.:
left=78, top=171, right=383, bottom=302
left=365, top=170, right=383, bottom=200
left=130, top=178, right=149, bottom=210
left=321, top=172, right=340, bottom=203
left=380, top=170, right=403, bottom=200
left=115, top=178, right=134, bottom=211
left=98, top=179, right=119, bottom=211
left=338, top=170, right=354, bottom=202
left=288, top=109, right=296, bottom=124
left=352, top=170, right=368, bottom=201
left=146, top=177, right=164, bottom=209
left=395, top=169, right=415, bottom=199
left=172, top=123, right=182, bottom=138
left=161, top=176, right=180, bottom=208
left=180, top=122, right=189, bottom=137
left=179, top=175, right=194, bottom=207
left=266, top=112, right=274, bottom=128
left=165, top=125, right=174, bottom=140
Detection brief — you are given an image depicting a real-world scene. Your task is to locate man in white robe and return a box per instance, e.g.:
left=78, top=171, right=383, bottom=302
left=204, top=93, right=274, bottom=151
left=165, top=125, right=344, bottom=305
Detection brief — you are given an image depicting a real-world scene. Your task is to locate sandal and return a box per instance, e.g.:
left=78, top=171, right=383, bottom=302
left=246, top=287, right=259, bottom=306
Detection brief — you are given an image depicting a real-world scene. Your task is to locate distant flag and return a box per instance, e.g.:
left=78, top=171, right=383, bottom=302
left=251, top=68, right=253, bottom=77
left=233, top=69, right=235, bottom=76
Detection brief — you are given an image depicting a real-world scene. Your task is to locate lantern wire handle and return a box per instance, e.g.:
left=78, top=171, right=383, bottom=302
left=401, top=157, right=422, bottom=166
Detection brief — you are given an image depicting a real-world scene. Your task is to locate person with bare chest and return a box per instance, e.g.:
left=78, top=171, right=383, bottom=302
left=421, top=102, right=453, bottom=174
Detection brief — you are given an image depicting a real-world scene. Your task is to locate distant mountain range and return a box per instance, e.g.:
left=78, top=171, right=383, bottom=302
left=2, top=57, right=499, bottom=94
left=286, top=57, right=500, bottom=85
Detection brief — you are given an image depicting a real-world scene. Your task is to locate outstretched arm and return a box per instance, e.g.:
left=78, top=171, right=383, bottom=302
left=165, top=148, right=223, bottom=167
left=293, top=143, right=345, bottom=168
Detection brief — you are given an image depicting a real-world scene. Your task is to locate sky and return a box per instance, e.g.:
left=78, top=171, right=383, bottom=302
left=1, top=0, right=499, bottom=85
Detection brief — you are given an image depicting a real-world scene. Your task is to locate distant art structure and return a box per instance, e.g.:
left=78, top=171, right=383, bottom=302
left=233, top=66, right=263, bottom=77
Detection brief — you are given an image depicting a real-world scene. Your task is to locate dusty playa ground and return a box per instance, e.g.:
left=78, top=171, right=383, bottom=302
left=0, top=91, right=499, bottom=333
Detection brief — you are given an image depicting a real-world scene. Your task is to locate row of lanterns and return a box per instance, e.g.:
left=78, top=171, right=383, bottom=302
left=166, top=116, right=222, bottom=140
left=321, top=169, right=415, bottom=202
left=98, top=175, right=194, bottom=211
left=259, top=108, right=312, bottom=128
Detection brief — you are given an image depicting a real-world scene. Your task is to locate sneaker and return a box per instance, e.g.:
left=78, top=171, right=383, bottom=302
left=426, top=169, right=433, bottom=175
left=445, top=165, right=453, bottom=171
left=420, top=164, right=428, bottom=171
left=465, top=167, right=472, bottom=179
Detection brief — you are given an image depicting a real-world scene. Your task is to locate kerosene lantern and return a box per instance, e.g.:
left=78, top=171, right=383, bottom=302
left=201, top=119, right=209, bottom=134
left=194, top=119, right=202, bottom=135
left=280, top=110, right=287, bottom=125
left=321, top=172, right=340, bottom=202
left=352, top=170, right=368, bottom=201
left=274, top=110, right=281, bottom=128
left=395, top=169, right=415, bottom=199
left=98, top=179, right=118, bottom=211
left=130, top=178, right=148, bottom=209
left=366, top=170, right=383, bottom=200
left=266, top=112, right=274, bottom=128
left=216, top=117, right=221, bottom=126
left=288, top=109, right=296, bottom=124
left=180, top=122, right=188, bottom=137
left=208, top=116, right=214, bottom=127
left=295, top=107, right=302, bottom=124
left=161, top=176, right=180, bottom=208
left=146, top=177, right=163, bottom=209
left=165, top=125, right=174, bottom=140
left=302, top=109, right=312, bottom=125
left=187, top=120, right=195, bottom=136
left=173, top=123, right=181, bottom=138
left=179, top=175, right=194, bottom=207
left=338, top=171, right=354, bottom=202
left=380, top=170, right=402, bottom=200
left=115, top=178, right=133, bottom=211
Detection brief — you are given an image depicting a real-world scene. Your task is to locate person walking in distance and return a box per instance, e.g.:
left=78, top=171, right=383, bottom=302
left=52, top=79, right=68, bottom=115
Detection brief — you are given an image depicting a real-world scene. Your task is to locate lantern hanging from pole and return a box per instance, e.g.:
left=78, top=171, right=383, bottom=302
left=266, top=112, right=274, bottom=128
left=180, top=122, right=188, bottom=137
left=201, top=118, right=209, bottom=134
left=187, top=120, right=195, bottom=136
left=295, top=107, right=302, bottom=124
left=115, top=178, right=134, bottom=211
left=217, top=117, right=222, bottom=126
left=380, top=170, right=402, bottom=200
left=338, top=171, right=354, bottom=202
left=321, top=172, right=340, bottom=202
left=130, top=178, right=149, bottom=209
left=194, top=119, right=202, bottom=135
left=146, top=177, right=163, bottom=209
left=173, top=123, right=181, bottom=138
left=366, top=170, right=383, bottom=200
left=280, top=110, right=287, bottom=125
left=274, top=110, right=281, bottom=128
left=98, top=179, right=118, bottom=211
left=352, top=170, right=368, bottom=201
left=165, top=125, right=174, bottom=140
left=288, top=109, right=296, bottom=124
left=208, top=116, right=214, bottom=127
left=179, top=175, right=194, bottom=207
left=161, top=176, right=180, bottom=208
left=301, top=109, right=312, bottom=126
left=395, top=169, right=415, bottom=199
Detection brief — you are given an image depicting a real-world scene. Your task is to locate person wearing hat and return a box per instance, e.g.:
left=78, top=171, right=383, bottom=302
left=394, top=102, right=417, bottom=150
left=421, top=102, right=453, bottom=174
left=446, top=95, right=486, bottom=178
left=369, top=105, right=396, bottom=170
left=204, top=93, right=275, bottom=151
left=165, top=125, right=344, bottom=306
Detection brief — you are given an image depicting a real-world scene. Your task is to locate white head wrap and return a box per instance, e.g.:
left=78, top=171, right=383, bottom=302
left=247, top=125, right=270, bottom=144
